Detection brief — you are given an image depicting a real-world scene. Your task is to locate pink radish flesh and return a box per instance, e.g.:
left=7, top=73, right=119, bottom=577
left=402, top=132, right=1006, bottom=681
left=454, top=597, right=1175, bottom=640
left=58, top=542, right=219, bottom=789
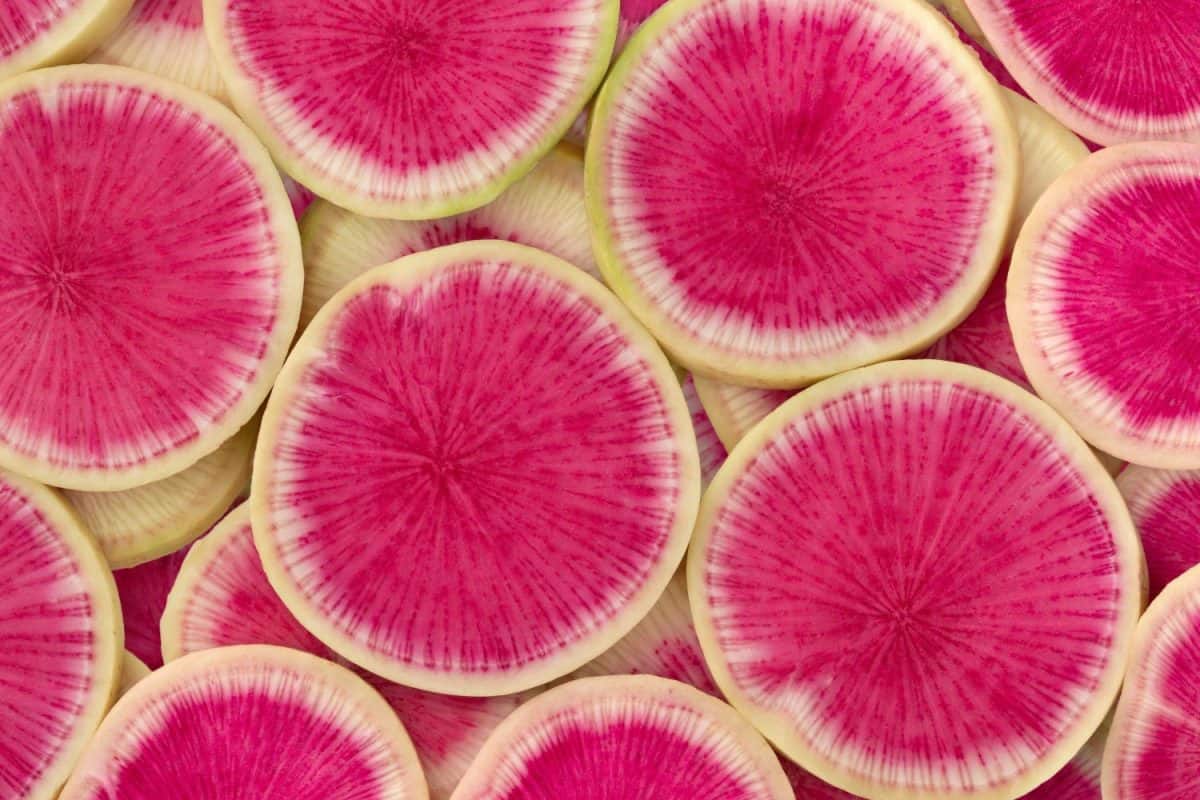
left=1118, top=467, right=1200, bottom=600
left=114, top=546, right=190, bottom=669
left=682, top=375, right=728, bottom=487
left=128, top=0, right=198, bottom=24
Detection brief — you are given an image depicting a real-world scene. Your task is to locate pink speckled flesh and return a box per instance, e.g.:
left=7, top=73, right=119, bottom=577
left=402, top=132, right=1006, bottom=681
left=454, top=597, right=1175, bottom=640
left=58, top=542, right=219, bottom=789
left=0, top=0, right=85, bottom=59
left=114, top=546, right=190, bottom=669
left=616, top=0, right=667, bottom=52
left=1023, top=748, right=1100, bottom=799
left=0, top=477, right=107, bottom=799
left=129, top=0, right=201, bottom=27
left=701, top=372, right=1133, bottom=795
left=1119, top=468, right=1200, bottom=600
left=0, top=75, right=288, bottom=478
left=784, top=761, right=862, bottom=799
left=682, top=375, right=727, bottom=486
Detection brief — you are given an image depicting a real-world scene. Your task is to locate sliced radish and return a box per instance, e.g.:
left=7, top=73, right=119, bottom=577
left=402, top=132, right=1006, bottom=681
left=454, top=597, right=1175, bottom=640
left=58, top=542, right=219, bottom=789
left=205, top=0, right=617, bottom=220
left=255, top=240, right=699, bottom=694
left=0, top=0, right=131, bottom=80
left=118, top=651, right=150, bottom=697
left=964, top=0, right=1200, bottom=145
left=62, top=423, right=254, bottom=568
left=299, top=146, right=597, bottom=330
left=453, top=675, right=793, bottom=799
left=0, top=469, right=121, bottom=800
left=113, top=542, right=192, bottom=669
left=681, top=375, right=728, bottom=488
left=587, top=0, right=1018, bottom=387
left=1009, top=142, right=1200, bottom=469
left=0, top=65, right=301, bottom=491
left=691, top=360, right=1142, bottom=799
left=59, top=644, right=428, bottom=800
left=161, top=503, right=528, bottom=800
left=1117, top=466, right=1200, bottom=601
left=693, top=376, right=794, bottom=450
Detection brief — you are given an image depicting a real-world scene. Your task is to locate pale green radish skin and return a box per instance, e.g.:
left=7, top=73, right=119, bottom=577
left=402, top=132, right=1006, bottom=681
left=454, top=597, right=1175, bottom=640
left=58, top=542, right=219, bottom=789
left=0, top=0, right=134, bottom=81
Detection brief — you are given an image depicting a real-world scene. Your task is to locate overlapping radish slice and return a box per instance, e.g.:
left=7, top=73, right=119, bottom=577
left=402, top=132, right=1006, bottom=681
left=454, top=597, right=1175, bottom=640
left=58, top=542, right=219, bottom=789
left=1009, top=143, right=1200, bottom=469
left=62, top=423, right=254, bottom=568
left=59, top=645, right=428, bottom=800
left=964, top=0, right=1200, bottom=145
left=161, top=503, right=528, bottom=800
left=452, top=675, right=794, bottom=800
left=205, top=0, right=617, bottom=220
left=0, top=469, right=121, bottom=800
left=113, top=542, right=192, bottom=668
left=587, top=0, right=1018, bottom=387
left=0, top=65, right=302, bottom=491
left=118, top=651, right=150, bottom=697
left=693, top=376, right=794, bottom=450
left=255, top=241, right=699, bottom=694
left=1117, top=467, right=1200, bottom=601
left=691, top=360, right=1142, bottom=799
left=299, top=146, right=597, bottom=330
left=681, top=376, right=727, bottom=488
left=1103, top=566, right=1200, bottom=799
left=0, top=0, right=131, bottom=80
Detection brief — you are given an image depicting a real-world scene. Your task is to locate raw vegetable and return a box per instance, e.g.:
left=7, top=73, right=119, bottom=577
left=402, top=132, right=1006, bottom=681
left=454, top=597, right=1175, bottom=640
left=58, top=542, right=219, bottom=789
left=1117, top=466, right=1200, bottom=600
left=0, top=0, right=132, bottom=80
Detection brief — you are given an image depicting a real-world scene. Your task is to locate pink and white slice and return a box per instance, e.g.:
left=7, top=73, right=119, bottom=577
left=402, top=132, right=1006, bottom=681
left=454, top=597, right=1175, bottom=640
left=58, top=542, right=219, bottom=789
left=0, top=0, right=131, bottom=80
left=1117, top=466, right=1200, bottom=601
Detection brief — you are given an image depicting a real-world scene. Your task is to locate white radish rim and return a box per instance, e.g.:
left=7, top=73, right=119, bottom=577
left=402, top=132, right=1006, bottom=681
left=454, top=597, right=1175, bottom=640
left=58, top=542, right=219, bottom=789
left=0, top=0, right=134, bottom=81
left=58, top=644, right=428, bottom=800
left=0, top=64, right=302, bottom=492
left=586, top=0, right=1020, bottom=387
left=3, top=469, right=123, bottom=800
left=253, top=239, right=701, bottom=696
left=453, top=674, right=794, bottom=798
left=118, top=651, right=151, bottom=697
left=689, top=359, right=1143, bottom=800
left=203, top=0, right=618, bottom=220
left=1009, top=142, right=1200, bottom=470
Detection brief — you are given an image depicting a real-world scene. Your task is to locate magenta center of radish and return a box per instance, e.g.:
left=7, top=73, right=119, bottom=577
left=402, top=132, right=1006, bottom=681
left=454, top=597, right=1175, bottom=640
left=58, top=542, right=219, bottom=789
left=129, top=0, right=203, bottom=28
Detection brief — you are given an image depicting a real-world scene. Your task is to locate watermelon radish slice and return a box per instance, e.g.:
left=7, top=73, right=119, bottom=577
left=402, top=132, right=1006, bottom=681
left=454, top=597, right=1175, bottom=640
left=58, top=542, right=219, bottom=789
left=59, top=644, right=428, bottom=800
left=113, top=541, right=192, bottom=669
left=587, top=0, right=1019, bottom=387
left=0, top=65, right=302, bottom=491
left=161, top=503, right=529, bottom=800
left=254, top=240, right=699, bottom=695
left=1103, top=565, right=1200, bottom=799
left=0, top=0, right=131, bottom=80
left=964, top=0, right=1200, bottom=145
left=681, top=375, right=728, bottom=488
left=1009, top=142, right=1200, bottom=469
left=690, top=360, right=1142, bottom=799
left=1117, top=466, right=1200, bottom=601
left=0, top=469, right=121, bottom=800
left=693, top=376, right=794, bottom=450
left=299, top=145, right=597, bottom=331
left=62, top=423, right=254, bottom=568
left=204, top=0, right=617, bottom=220
left=452, top=675, right=794, bottom=800
left=118, top=651, right=150, bottom=697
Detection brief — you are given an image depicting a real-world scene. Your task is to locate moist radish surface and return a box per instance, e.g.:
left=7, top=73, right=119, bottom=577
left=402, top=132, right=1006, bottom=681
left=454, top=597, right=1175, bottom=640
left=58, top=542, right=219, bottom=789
left=0, top=0, right=131, bottom=79
left=1117, top=467, right=1200, bottom=601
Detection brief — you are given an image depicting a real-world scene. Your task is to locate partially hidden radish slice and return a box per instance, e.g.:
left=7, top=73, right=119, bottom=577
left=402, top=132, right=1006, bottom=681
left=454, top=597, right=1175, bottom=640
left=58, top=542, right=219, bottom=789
left=964, top=0, right=1200, bottom=145
left=204, top=0, right=617, bottom=220
left=1117, top=466, right=1200, bottom=601
left=59, top=644, right=428, bottom=800
left=118, top=651, right=150, bottom=697
left=62, top=423, right=254, bottom=568
left=1009, top=142, right=1200, bottom=469
left=255, top=240, right=700, bottom=695
left=451, top=675, right=794, bottom=800
left=0, top=65, right=302, bottom=491
left=681, top=375, right=727, bottom=488
left=691, top=360, right=1142, bottom=799
left=113, top=541, right=192, bottom=669
left=587, top=0, right=1018, bottom=387
left=693, top=376, right=794, bottom=451
left=0, top=469, right=121, bottom=800
left=299, top=146, right=597, bottom=331
left=0, top=0, right=132, bottom=80
left=1103, top=565, right=1200, bottom=799
left=161, top=503, right=528, bottom=800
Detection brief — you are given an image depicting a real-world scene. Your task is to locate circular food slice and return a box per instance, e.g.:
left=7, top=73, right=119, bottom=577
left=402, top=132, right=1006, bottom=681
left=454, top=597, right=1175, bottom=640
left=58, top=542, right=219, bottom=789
left=690, top=360, right=1142, bottom=799
left=255, top=240, right=699, bottom=695
left=0, top=0, right=132, bottom=80
left=1102, top=565, right=1200, bottom=799
left=63, top=422, right=254, bottom=568
left=113, top=540, right=193, bottom=668
left=0, top=469, right=121, bottom=800
left=587, top=0, right=1018, bottom=387
left=299, top=146, right=597, bottom=330
left=693, top=376, right=795, bottom=450
left=1009, top=142, right=1200, bottom=469
left=88, top=0, right=226, bottom=101
left=161, top=503, right=528, bottom=800
left=0, top=64, right=302, bottom=491
left=59, top=644, right=428, bottom=800
left=682, top=375, right=727, bottom=489
left=118, top=651, right=151, bottom=697
left=205, top=0, right=617, bottom=220
left=1117, top=466, right=1200, bottom=601
left=452, top=675, right=793, bottom=800
left=964, top=0, right=1200, bottom=145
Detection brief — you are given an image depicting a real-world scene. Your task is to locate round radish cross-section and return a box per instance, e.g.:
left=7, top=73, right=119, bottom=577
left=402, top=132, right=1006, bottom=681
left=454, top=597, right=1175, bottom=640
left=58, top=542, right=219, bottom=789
left=691, top=360, right=1142, bottom=799
left=0, top=65, right=302, bottom=491
left=1117, top=466, right=1200, bottom=601
left=59, top=645, right=428, bottom=800
left=255, top=240, right=700, bottom=695
left=1009, top=143, right=1200, bottom=469
left=0, top=469, right=121, bottom=800
left=452, top=675, right=794, bottom=800
left=205, top=0, right=617, bottom=220
left=0, top=0, right=132, bottom=80
left=587, top=0, right=1018, bottom=387
left=965, top=0, right=1200, bottom=145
